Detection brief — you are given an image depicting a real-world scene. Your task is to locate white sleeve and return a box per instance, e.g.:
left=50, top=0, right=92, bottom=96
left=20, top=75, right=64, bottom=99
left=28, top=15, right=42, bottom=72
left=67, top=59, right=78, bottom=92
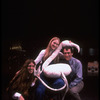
left=12, top=92, right=21, bottom=99
left=31, top=82, right=35, bottom=87
left=34, top=49, right=46, bottom=65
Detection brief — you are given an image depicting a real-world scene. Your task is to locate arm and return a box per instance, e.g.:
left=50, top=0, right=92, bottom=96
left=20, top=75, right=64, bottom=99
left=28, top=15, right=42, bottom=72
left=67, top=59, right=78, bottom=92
left=12, top=92, right=25, bottom=100
left=6, top=70, right=21, bottom=92
left=69, top=60, right=83, bottom=88
left=19, top=95, right=25, bottom=100
left=31, top=78, right=38, bottom=87
left=34, top=49, right=45, bottom=65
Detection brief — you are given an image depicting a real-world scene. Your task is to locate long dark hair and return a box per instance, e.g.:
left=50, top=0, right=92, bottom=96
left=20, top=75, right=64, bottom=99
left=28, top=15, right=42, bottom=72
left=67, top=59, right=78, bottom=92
left=7, top=59, right=36, bottom=97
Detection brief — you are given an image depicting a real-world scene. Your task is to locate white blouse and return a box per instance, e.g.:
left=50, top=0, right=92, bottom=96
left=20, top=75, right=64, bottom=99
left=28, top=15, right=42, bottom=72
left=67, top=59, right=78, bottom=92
left=34, top=49, right=46, bottom=65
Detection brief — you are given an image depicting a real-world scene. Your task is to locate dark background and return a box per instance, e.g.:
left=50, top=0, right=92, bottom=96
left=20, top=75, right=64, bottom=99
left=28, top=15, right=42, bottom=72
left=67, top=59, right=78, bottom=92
left=1, top=0, right=99, bottom=100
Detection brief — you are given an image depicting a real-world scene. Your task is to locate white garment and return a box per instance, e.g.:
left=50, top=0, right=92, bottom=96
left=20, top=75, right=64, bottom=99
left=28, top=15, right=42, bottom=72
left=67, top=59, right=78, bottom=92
left=34, top=49, right=46, bottom=65
left=12, top=92, right=21, bottom=99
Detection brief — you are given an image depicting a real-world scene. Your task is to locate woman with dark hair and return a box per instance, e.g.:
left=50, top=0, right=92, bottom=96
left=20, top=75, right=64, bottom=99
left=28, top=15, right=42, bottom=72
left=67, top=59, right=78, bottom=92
left=7, top=59, right=37, bottom=100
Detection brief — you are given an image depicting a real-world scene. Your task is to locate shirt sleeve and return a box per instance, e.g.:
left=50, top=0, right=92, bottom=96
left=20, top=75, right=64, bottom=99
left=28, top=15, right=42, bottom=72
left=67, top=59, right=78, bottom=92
left=12, top=92, right=21, bottom=99
left=34, top=49, right=45, bottom=65
left=69, top=60, right=83, bottom=88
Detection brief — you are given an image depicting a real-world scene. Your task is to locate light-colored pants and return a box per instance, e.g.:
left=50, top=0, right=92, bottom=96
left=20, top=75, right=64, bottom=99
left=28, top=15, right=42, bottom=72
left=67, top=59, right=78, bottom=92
left=66, top=81, right=84, bottom=100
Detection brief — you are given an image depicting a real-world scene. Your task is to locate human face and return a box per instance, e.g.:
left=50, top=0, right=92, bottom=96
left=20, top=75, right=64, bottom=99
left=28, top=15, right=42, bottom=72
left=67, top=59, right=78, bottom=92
left=27, top=62, right=35, bottom=74
left=63, top=49, right=73, bottom=61
left=51, top=40, right=59, bottom=50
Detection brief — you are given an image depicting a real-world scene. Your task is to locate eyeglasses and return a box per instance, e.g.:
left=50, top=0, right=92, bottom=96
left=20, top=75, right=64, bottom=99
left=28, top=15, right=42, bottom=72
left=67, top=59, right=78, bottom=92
left=63, top=52, right=71, bottom=55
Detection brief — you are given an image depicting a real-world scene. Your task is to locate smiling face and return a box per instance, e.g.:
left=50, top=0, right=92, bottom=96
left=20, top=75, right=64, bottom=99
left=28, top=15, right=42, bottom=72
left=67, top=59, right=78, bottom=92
left=27, top=62, right=35, bottom=74
left=50, top=39, right=59, bottom=50
left=63, top=48, right=73, bottom=61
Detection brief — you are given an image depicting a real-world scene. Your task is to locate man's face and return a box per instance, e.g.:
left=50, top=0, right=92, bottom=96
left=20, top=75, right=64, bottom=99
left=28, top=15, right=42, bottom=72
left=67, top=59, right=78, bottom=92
left=63, top=48, right=73, bottom=61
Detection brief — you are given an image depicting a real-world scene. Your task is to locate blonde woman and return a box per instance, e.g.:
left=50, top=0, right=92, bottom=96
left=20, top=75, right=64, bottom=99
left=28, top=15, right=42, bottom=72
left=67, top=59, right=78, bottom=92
left=34, top=37, right=65, bottom=100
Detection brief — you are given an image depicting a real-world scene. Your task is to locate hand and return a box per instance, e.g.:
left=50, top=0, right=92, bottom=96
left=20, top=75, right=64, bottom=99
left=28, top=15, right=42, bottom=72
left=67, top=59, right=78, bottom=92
left=31, top=78, right=38, bottom=87
left=34, top=65, right=42, bottom=77
left=16, top=70, right=21, bottom=75
left=19, top=95, right=25, bottom=100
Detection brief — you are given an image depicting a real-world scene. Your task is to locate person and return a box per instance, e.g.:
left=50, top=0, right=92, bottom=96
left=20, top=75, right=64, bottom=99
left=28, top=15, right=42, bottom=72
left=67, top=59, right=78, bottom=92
left=34, top=37, right=65, bottom=100
left=6, top=59, right=37, bottom=100
left=62, top=46, right=84, bottom=100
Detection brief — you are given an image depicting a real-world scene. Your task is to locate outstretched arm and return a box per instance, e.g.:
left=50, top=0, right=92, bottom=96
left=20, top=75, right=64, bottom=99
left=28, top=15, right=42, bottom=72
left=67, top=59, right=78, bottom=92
left=34, top=49, right=45, bottom=65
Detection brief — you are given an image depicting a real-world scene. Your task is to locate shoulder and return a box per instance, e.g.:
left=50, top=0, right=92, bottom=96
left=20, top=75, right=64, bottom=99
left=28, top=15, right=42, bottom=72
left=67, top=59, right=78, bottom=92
left=39, top=49, right=46, bottom=54
left=72, top=57, right=82, bottom=64
left=71, top=57, right=82, bottom=69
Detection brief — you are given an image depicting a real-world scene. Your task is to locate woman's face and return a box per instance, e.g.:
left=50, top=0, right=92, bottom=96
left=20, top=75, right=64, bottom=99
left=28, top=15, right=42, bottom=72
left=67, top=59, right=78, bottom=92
left=51, top=39, right=59, bottom=50
left=27, top=62, right=35, bottom=74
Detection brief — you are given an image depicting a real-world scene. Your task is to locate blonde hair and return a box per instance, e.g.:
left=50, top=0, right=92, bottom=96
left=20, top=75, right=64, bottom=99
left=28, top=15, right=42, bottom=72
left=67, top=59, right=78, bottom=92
left=43, top=37, right=60, bottom=63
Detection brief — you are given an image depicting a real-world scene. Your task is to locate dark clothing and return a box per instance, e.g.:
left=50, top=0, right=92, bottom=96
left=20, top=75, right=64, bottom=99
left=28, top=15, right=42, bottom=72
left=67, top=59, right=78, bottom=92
left=35, top=53, right=65, bottom=100
left=35, top=72, right=65, bottom=100
left=7, top=75, right=36, bottom=100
